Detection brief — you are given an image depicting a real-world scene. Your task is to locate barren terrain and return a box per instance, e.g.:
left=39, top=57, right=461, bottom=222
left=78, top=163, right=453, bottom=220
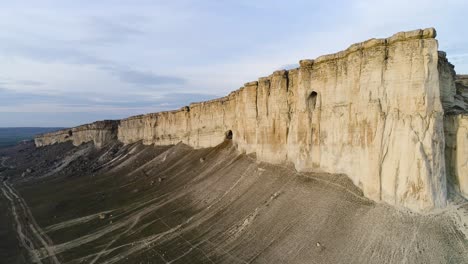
left=0, top=141, right=467, bottom=263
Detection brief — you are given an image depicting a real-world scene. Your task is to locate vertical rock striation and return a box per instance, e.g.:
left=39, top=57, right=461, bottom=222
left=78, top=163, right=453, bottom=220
left=454, top=75, right=468, bottom=112
left=444, top=74, right=468, bottom=199
left=34, top=28, right=468, bottom=212
left=445, top=115, right=468, bottom=199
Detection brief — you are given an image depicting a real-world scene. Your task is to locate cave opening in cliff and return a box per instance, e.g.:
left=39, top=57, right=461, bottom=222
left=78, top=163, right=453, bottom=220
left=226, top=130, right=233, bottom=140
left=68, top=130, right=73, bottom=137
left=308, top=91, right=318, bottom=110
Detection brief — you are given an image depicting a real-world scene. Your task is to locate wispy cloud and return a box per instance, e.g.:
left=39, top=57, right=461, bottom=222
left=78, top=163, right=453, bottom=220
left=108, top=68, right=186, bottom=86
left=84, top=17, right=145, bottom=44
left=0, top=88, right=214, bottom=114
left=14, top=80, right=44, bottom=86
left=0, top=0, right=467, bottom=126
left=0, top=78, right=45, bottom=87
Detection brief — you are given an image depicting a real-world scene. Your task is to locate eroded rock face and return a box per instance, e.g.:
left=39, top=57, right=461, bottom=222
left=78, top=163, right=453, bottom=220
left=34, top=120, right=119, bottom=148
left=445, top=115, right=468, bottom=199
left=34, top=28, right=467, bottom=212
left=116, top=28, right=446, bottom=212
left=454, top=75, right=468, bottom=113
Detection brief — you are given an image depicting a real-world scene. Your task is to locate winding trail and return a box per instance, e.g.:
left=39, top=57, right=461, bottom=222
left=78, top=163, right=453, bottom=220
left=0, top=156, right=14, bottom=169
left=44, top=210, right=114, bottom=233
left=1, top=157, right=7, bottom=167
left=1, top=181, right=60, bottom=264
left=2, top=141, right=467, bottom=263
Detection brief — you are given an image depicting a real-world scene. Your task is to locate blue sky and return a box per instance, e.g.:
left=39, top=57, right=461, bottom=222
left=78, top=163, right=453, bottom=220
left=1, top=0, right=468, bottom=127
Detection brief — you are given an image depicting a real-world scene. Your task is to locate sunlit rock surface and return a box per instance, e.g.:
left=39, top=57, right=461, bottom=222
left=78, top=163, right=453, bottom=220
left=35, top=121, right=119, bottom=148
left=34, top=28, right=468, bottom=213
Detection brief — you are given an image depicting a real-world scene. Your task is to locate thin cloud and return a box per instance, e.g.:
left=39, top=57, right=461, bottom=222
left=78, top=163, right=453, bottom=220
left=112, top=69, right=186, bottom=86
left=15, top=80, right=44, bottom=86
left=0, top=78, right=44, bottom=87
left=2, top=42, right=109, bottom=65
left=84, top=17, right=145, bottom=44
left=0, top=89, right=214, bottom=115
left=0, top=1, right=468, bottom=127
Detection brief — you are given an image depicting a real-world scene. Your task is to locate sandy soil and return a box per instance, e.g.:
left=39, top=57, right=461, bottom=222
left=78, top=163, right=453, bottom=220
left=0, top=140, right=467, bottom=264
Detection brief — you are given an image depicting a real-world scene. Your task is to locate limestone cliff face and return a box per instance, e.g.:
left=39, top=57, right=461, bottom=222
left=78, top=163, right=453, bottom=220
left=440, top=69, right=468, bottom=199
left=116, top=28, right=446, bottom=212
left=34, top=28, right=467, bottom=212
left=454, top=75, right=468, bottom=113
left=34, top=120, right=119, bottom=148
left=445, top=115, right=468, bottom=199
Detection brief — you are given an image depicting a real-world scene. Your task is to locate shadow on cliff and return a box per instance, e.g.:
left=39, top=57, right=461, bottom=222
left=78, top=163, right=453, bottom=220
left=0, top=140, right=467, bottom=264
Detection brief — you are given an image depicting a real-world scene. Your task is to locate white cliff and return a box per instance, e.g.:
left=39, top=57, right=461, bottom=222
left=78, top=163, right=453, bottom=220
left=34, top=120, right=119, bottom=148
left=34, top=28, right=468, bottom=213
left=445, top=115, right=468, bottom=199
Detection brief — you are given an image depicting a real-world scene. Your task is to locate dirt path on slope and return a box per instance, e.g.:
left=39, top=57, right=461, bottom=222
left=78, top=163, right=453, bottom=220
left=1, top=156, right=15, bottom=170
left=1, top=182, right=60, bottom=264
left=1, top=157, right=7, bottom=168
left=2, top=141, right=468, bottom=264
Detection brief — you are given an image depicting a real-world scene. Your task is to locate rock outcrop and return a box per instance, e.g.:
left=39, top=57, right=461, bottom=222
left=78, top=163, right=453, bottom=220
left=34, top=28, right=468, bottom=213
left=34, top=120, right=119, bottom=148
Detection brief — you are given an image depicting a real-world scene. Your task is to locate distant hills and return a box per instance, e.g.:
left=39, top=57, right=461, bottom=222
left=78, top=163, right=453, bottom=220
left=0, top=127, right=64, bottom=148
